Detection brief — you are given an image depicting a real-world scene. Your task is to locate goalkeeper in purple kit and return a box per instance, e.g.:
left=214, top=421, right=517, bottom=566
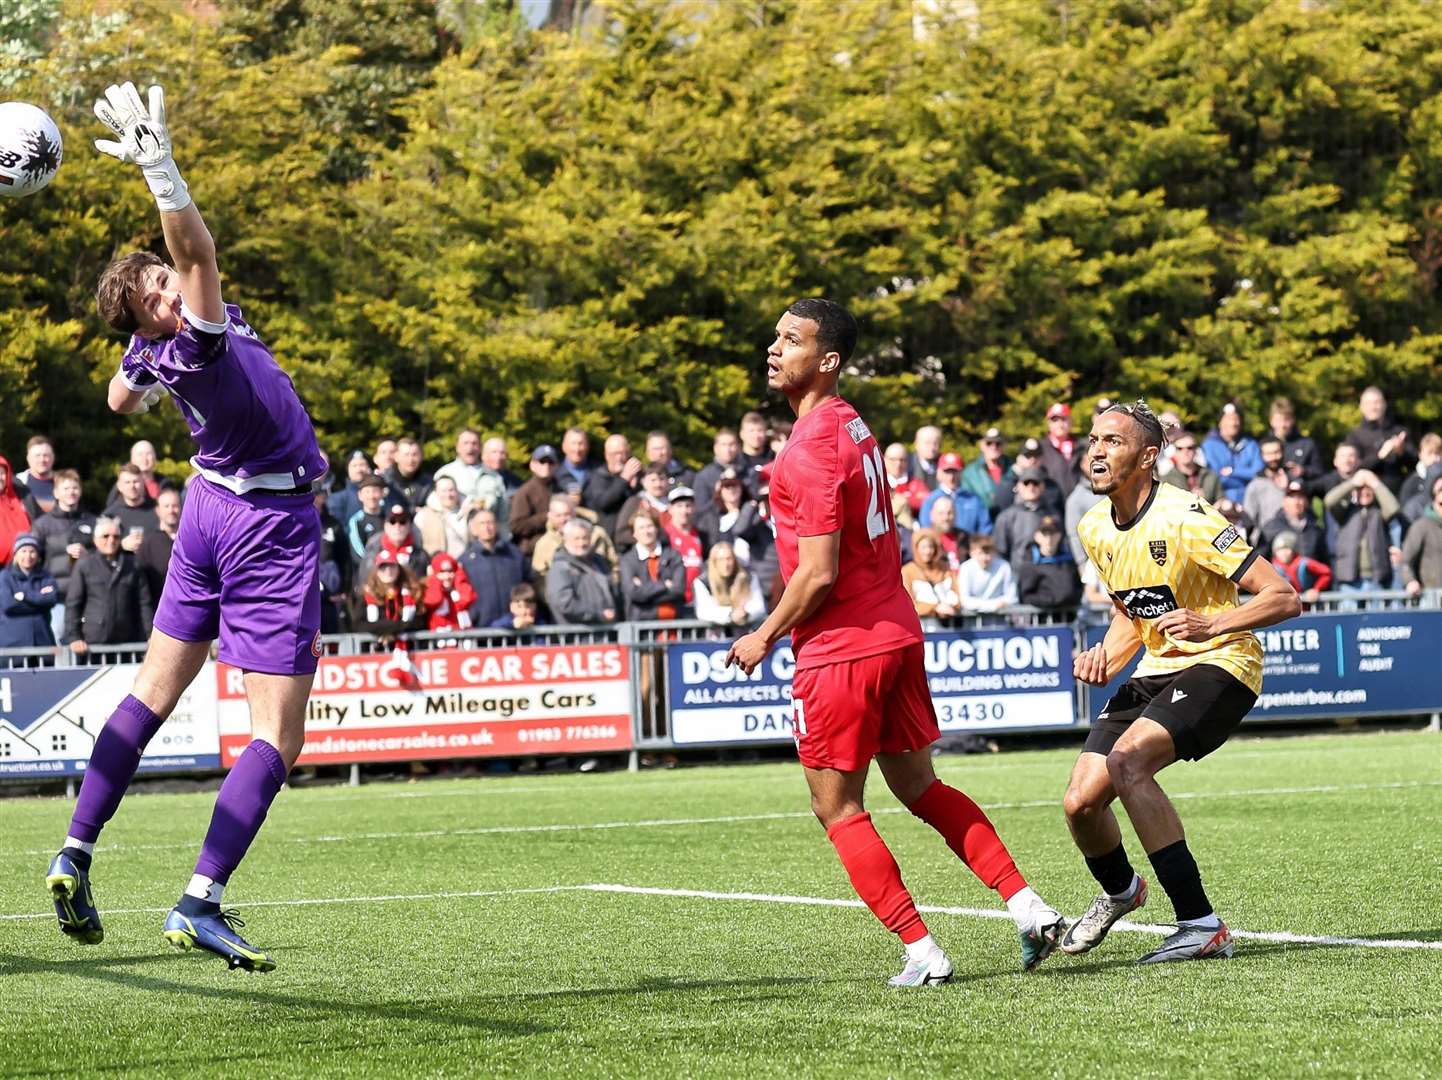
left=45, top=82, right=326, bottom=971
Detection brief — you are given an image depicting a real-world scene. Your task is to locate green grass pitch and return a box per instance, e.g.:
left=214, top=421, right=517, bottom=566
left=2, top=728, right=1440, bottom=1078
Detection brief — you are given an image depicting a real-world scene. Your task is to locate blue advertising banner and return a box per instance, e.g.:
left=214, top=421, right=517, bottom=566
left=1082, top=610, right=1442, bottom=722
left=0, top=664, right=221, bottom=778
left=666, top=626, right=1079, bottom=745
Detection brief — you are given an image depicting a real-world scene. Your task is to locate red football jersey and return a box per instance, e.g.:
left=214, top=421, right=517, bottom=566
left=770, top=396, right=923, bottom=670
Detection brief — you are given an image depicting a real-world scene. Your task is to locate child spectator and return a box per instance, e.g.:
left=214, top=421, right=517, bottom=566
left=957, top=534, right=1017, bottom=613
left=491, top=582, right=540, bottom=630
left=423, top=553, right=477, bottom=632
left=1269, top=531, right=1332, bottom=604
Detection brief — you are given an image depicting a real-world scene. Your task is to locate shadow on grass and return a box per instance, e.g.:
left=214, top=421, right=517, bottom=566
left=1037, top=929, right=1442, bottom=976
left=0, top=950, right=548, bottom=1038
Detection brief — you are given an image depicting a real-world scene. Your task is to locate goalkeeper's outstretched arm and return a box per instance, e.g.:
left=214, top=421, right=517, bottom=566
left=94, top=81, right=224, bottom=328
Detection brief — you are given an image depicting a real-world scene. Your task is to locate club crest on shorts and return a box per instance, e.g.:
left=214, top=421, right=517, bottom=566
left=311, top=629, right=323, bottom=658
left=1149, top=539, right=1167, bottom=566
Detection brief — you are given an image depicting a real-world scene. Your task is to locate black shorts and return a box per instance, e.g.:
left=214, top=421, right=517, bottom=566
left=1084, top=664, right=1258, bottom=762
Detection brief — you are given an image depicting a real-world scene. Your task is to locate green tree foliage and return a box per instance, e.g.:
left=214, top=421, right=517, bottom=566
left=4, top=0, right=1442, bottom=493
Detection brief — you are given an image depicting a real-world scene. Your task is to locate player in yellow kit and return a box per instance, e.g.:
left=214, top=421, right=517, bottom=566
left=1063, top=401, right=1301, bottom=963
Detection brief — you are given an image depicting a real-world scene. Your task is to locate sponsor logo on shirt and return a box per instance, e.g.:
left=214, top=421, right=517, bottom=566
left=1115, top=584, right=1179, bottom=619
left=1149, top=540, right=1167, bottom=566
left=844, top=417, right=872, bottom=445
left=1212, top=525, right=1240, bottom=553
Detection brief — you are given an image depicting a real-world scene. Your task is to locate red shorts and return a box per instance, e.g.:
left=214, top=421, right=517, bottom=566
left=790, top=643, right=939, bottom=771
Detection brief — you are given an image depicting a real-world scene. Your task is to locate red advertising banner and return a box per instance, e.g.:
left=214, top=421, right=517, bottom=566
left=216, top=644, right=632, bottom=765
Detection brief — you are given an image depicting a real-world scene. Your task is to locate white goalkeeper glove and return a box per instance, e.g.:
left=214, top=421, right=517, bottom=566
left=131, top=385, right=167, bottom=414
left=93, top=81, right=191, bottom=212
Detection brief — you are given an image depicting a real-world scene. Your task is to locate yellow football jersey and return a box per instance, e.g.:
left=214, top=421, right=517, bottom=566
left=1077, top=480, right=1264, bottom=693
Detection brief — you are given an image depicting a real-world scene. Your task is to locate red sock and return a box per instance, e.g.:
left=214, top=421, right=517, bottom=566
left=909, top=780, right=1027, bottom=900
left=826, top=811, right=928, bottom=944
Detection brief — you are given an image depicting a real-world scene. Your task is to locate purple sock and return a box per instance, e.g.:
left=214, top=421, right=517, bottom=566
left=68, top=695, right=166, bottom=843
left=193, top=739, right=288, bottom=885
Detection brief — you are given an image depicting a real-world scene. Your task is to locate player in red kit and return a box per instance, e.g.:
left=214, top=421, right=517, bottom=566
left=726, top=299, right=1066, bottom=986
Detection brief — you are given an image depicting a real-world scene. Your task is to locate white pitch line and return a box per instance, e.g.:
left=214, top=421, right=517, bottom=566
left=4, top=880, right=1439, bottom=954
left=579, top=883, right=1442, bottom=953
left=0, top=884, right=596, bottom=922
left=8, top=777, right=1442, bottom=859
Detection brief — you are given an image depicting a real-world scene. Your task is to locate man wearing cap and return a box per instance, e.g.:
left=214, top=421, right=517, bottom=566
left=997, top=439, right=1065, bottom=517
left=1039, top=402, right=1083, bottom=496
left=1202, top=403, right=1263, bottom=504
left=961, top=428, right=1011, bottom=515
left=994, top=468, right=1051, bottom=570
left=358, top=502, right=429, bottom=594
left=1258, top=479, right=1329, bottom=562
left=0, top=532, right=61, bottom=652
left=919, top=453, right=991, bottom=536
left=1015, top=516, right=1081, bottom=611
left=346, top=474, right=389, bottom=561
left=509, top=445, right=563, bottom=556
left=663, top=486, right=705, bottom=602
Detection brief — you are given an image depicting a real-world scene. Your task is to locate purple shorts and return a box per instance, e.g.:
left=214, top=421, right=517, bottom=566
left=153, top=478, right=322, bottom=675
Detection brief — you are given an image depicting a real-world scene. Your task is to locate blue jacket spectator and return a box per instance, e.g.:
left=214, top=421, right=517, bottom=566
left=0, top=534, right=60, bottom=649
left=919, top=456, right=992, bottom=535
left=460, top=508, right=529, bottom=627
left=1202, top=404, right=1263, bottom=503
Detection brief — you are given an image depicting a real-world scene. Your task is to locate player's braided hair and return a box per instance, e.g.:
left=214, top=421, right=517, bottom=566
left=1102, top=398, right=1167, bottom=452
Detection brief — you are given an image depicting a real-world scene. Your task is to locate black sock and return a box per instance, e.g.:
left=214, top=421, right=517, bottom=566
left=176, top=894, right=221, bottom=917
left=1084, top=842, right=1135, bottom=897
left=1146, top=839, right=1212, bottom=922
left=62, top=846, right=92, bottom=872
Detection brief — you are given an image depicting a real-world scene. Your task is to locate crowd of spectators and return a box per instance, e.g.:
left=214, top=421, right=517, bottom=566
left=4, top=387, right=1442, bottom=654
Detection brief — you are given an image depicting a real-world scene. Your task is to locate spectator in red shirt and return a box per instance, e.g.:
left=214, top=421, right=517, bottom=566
left=0, top=454, right=32, bottom=566
left=1270, top=530, right=1332, bottom=604
left=1039, top=402, right=1082, bottom=495
left=423, top=552, right=477, bottom=632
left=662, top=486, right=704, bottom=602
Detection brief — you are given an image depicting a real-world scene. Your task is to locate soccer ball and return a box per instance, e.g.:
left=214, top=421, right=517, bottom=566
left=0, top=102, right=63, bottom=199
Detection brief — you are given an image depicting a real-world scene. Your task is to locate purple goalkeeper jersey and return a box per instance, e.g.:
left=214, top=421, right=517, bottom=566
left=118, top=301, right=327, bottom=493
